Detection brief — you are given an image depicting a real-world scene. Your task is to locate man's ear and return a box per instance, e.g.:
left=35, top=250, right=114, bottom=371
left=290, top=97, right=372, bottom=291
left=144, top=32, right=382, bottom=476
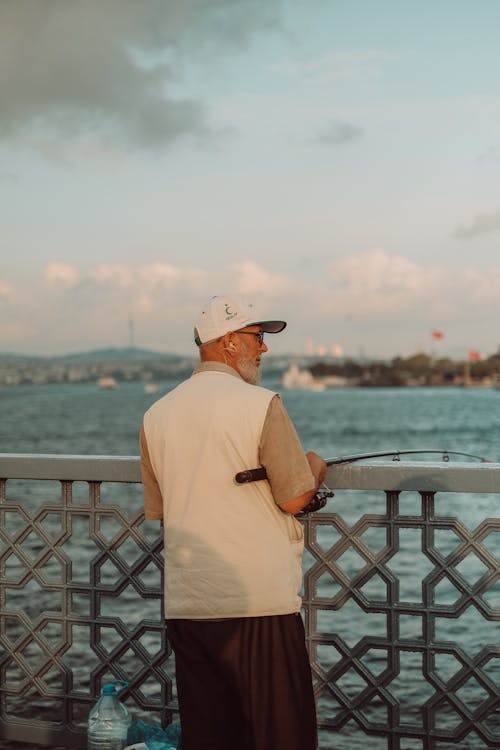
left=221, top=333, right=237, bottom=352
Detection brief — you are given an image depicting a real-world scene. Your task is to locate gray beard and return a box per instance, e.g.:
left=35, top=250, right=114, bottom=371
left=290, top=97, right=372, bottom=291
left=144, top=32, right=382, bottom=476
left=238, top=357, right=261, bottom=385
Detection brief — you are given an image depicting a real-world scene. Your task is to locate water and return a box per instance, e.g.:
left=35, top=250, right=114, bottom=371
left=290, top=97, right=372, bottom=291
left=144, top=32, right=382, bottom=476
left=1, top=379, right=500, bottom=749
left=2, top=379, right=499, bottom=460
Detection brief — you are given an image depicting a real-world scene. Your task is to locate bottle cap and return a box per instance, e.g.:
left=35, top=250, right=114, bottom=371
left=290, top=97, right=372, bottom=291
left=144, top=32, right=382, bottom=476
left=101, top=680, right=128, bottom=695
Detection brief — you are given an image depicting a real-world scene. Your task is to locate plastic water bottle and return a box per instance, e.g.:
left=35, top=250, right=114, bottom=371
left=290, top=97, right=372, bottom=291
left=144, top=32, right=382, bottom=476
left=88, top=680, right=132, bottom=750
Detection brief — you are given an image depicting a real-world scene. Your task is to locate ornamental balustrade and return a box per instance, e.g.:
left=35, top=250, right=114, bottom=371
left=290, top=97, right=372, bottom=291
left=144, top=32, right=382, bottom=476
left=1, top=454, right=500, bottom=750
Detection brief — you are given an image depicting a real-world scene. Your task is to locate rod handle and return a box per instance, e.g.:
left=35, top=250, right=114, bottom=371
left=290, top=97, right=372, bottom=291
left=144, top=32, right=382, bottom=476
left=235, top=467, right=268, bottom=484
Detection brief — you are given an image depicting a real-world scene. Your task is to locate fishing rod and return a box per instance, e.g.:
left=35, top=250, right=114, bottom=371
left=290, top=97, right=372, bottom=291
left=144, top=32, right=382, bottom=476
left=234, top=449, right=493, bottom=516
left=235, top=449, right=491, bottom=485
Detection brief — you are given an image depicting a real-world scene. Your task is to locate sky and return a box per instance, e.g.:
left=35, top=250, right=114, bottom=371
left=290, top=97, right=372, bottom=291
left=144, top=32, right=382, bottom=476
left=2, top=0, right=500, bottom=360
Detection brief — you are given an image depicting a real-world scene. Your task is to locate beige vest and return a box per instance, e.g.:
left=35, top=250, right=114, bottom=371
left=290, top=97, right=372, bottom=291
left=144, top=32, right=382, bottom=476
left=143, top=369, right=304, bottom=619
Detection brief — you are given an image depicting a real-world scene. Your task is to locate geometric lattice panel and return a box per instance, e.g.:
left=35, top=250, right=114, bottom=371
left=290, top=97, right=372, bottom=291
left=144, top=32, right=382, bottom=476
left=2, top=475, right=500, bottom=749
left=302, top=490, right=500, bottom=750
left=0, top=478, right=173, bottom=749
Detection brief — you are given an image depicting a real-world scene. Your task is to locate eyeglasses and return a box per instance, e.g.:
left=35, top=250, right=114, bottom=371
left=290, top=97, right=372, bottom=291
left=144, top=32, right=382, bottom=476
left=237, top=331, right=265, bottom=345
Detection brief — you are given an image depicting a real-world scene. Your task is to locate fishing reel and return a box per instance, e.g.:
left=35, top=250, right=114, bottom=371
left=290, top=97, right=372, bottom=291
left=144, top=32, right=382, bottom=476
left=297, top=487, right=334, bottom=517
left=234, top=467, right=334, bottom=516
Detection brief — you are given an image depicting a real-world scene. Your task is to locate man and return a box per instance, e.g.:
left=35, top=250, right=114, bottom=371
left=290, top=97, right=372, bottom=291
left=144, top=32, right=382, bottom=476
left=140, top=295, right=327, bottom=750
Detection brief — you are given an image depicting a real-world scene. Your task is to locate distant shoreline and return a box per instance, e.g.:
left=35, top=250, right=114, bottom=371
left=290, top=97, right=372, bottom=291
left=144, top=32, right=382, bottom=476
left=0, top=347, right=499, bottom=388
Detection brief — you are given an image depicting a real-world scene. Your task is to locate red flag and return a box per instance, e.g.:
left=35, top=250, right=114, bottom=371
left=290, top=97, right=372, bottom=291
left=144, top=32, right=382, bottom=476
left=432, top=330, right=444, bottom=340
left=468, top=350, right=481, bottom=362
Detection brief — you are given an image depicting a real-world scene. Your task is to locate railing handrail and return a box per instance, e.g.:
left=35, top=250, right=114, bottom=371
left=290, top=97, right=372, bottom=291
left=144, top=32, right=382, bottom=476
left=2, top=453, right=500, bottom=492
left=0, top=453, right=141, bottom=482
left=327, top=459, right=500, bottom=493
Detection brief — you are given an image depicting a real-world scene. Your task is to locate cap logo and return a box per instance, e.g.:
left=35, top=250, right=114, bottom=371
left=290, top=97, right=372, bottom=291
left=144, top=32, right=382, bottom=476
left=224, top=304, right=238, bottom=321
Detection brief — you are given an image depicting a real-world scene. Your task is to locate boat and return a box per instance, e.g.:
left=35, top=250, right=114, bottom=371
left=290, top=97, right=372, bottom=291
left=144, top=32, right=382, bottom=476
left=97, top=376, right=117, bottom=390
left=280, top=364, right=326, bottom=391
left=144, top=382, right=160, bottom=394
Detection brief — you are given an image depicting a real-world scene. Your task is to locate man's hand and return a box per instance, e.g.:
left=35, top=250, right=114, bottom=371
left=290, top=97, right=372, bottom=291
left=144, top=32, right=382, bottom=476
left=306, top=451, right=327, bottom=487
left=279, top=451, right=328, bottom=516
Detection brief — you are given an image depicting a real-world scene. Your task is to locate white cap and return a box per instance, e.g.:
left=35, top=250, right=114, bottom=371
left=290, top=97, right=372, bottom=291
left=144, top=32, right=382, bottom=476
left=194, top=295, right=286, bottom=346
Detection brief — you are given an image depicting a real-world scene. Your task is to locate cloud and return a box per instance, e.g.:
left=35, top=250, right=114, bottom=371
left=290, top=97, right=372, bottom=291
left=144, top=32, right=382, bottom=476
left=5, top=254, right=500, bottom=357
left=273, top=50, right=393, bottom=80
left=139, top=262, right=206, bottom=290
left=331, top=251, right=424, bottom=296
left=89, top=265, right=135, bottom=288
left=84, top=262, right=207, bottom=292
left=44, top=262, right=79, bottom=286
left=64, top=258, right=291, bottom=298
left=314, top=119, right=363, bottom=146
left=0, top=281, right=14, bottom=300
left=300, top=250, right=500, bottom=322
left=40, top=256, right=291, bottom=317
left=0, top=0, right=281, bottom=151
left=453, top=210, right=500, bottom=239
left=310, top=251, right=432, bottom=319
left=230, top=260, right=295, bottom=295
left=36, top=259, right=295, bottom=352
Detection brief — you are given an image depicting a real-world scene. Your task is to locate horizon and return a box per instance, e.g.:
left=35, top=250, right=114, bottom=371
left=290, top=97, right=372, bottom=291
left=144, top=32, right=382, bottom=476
left=1, top=343, right=499, bottom=365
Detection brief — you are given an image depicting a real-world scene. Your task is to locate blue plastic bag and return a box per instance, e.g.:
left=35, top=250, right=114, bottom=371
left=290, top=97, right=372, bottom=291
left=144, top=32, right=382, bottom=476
left=127, top=719, right=181, bottom=749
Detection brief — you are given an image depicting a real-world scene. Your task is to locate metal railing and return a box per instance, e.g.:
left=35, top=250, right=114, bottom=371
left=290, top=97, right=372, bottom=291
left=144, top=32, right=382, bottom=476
left=1, top=454, right=500, bottom=749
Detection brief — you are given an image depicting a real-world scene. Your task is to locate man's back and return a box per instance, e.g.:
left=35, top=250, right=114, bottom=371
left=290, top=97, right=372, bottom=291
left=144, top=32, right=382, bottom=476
left=142, top=363, right=304, bottom=618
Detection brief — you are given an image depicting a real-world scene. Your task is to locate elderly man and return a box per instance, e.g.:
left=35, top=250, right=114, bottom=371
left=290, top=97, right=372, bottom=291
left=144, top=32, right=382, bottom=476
left=140, top=295, right=327, bottom=750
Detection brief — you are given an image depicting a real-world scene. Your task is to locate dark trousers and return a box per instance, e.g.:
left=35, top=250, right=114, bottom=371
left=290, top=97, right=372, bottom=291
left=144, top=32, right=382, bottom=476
left=166, top=613, right=317, bottom=750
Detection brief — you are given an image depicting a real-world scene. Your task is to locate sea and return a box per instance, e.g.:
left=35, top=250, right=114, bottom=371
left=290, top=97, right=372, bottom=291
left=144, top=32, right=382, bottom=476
left=1, top=379, right=500, bottom=749
left=2, top=378, right=499, bottom=460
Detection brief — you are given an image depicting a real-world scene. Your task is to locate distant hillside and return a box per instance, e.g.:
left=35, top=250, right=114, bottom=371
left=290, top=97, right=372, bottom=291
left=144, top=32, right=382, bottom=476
left=0, top=347, right=199, bottom=386
left=55, top=347, right=185, bottom=362
left=0, top=347, right=186, bottom=363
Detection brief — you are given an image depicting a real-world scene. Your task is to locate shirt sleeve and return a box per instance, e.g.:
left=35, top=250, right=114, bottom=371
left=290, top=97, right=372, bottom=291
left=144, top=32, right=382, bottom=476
left=259, top=394, right=315, bottom=505
left=139, top=425, right=164, bottom=520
